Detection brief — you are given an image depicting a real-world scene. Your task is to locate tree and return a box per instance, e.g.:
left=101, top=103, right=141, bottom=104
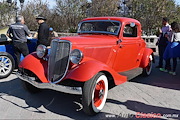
left=91, top=0, right=119, bottom=17
left=21, top=0, right=50, bottom=31
left=54, top=0, right=88, bottom=32
left=0, top=1, right=15, bottom=27
left=10, top=0, right=180, bottom=34
left=125, top=0, right=180, bottom=35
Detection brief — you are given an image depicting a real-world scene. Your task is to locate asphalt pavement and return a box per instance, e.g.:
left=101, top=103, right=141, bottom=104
left=0, top=55, right=179, bottom=120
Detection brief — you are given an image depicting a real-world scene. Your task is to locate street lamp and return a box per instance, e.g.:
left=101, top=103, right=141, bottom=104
left=117, top=0, right=128, bottom=17
left=6, top=0, right=25, bottom=20
left=122, top=0, right=126, bottom=16
left=19, top=0, right=24, bottom=9
left=7, top=0, right=12, bottom=3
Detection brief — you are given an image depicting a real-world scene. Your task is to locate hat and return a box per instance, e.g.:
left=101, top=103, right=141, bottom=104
left=49, top=27, right=53, bottom=31
left=162, top=17, right=169, bottom=22
left=36, top=15, right=46, bottom=20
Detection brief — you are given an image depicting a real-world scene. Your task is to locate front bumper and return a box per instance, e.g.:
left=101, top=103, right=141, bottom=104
left=16, top=72, right=82, bottom=95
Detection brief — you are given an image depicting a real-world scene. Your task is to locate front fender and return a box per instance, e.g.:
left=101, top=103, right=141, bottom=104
left=139, top=48, right=153, bottom=68
left=19, top=52, right=48, bottom=83
left=65, top=60, right=127, bottom=85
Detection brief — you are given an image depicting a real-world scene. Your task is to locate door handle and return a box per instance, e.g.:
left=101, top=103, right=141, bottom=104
left=119, top=44, right=124, bottom=48
left=116, top=39, right=122, bottom=44
left=116, top=39, right=124, bottom=48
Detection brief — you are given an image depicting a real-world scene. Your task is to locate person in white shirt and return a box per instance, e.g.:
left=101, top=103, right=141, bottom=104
left=164, top=22, right=180, bottom=75
left=156, top=17, right=171, bottom=72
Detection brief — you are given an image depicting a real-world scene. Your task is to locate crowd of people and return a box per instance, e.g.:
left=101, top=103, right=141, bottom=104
left=156, top=17, right=180, bottom=75
left=6, top=15, right=180, bottom=74
left=6, top=15, right=58, bottom=69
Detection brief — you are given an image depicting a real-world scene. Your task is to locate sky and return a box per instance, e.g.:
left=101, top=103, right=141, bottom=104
left=176, top=0, right=180, bottom=4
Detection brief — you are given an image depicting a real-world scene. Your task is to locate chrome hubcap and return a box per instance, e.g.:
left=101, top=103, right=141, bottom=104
left=0, top=56, right=12, bottom=75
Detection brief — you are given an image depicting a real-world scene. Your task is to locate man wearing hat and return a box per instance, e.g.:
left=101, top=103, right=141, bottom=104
left=36, top=15, right=49, bottom=46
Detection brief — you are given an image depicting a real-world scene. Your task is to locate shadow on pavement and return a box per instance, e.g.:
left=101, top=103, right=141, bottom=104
left=107, top=99, right=180, bottom=120
left=0, top=76, right=179, bottom=119
left=0, top=55, right=179, bottom=119
left=0, top=78, right=141, bottom=120
left=131, top=55, right=180, bottom=90
left=0, top=77, right=172, bottom=120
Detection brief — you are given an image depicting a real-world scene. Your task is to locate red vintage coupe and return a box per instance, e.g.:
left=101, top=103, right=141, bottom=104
left=17, top=17, right=153, bottom=115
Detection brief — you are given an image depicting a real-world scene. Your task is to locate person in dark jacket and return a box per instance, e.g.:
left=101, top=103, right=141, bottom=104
left=156, top=17, right=171, bottom=72
left=36, top=15, right=49, bottom=46
left=7, top=16, right=31, bottom=67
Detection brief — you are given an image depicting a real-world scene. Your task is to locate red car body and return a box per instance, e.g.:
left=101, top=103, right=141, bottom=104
left=17, top=17, right=153, bottom=115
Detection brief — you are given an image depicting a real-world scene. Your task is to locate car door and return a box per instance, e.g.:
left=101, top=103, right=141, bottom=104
left=113, top=22, right=141, bottom=72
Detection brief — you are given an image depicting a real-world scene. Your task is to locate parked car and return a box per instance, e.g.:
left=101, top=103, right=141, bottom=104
left=17, top=17, right=154, bottom=115
left=0, top=33, right=37, bottom=78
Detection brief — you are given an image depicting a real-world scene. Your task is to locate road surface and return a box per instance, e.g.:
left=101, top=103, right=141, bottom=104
left=0, top=55, right=179, bottom=120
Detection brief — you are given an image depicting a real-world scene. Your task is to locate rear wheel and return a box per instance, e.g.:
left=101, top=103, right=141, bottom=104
left=142, top=55, right=153, bottom=76
left=0, top=52, right=15, bottom=79
left=82, top=72, right=108, bottom=115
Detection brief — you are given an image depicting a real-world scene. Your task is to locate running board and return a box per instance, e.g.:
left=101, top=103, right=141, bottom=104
left=119, top=68, right=143, bottom=81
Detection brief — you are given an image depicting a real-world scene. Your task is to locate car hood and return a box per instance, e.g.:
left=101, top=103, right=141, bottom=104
left=59, top=34, right=118, bottom=45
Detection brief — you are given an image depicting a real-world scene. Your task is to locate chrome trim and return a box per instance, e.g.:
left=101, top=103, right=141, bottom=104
left=48, top=39, right=72, bottom=84
left=70, top=49, right=84, bottom=64
left=16, top=72, right=82, bottom=95
left=36, top=44, right=47, bottom=58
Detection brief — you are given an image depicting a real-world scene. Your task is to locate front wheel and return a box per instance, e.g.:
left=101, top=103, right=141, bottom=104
left=0, top=52, right=15, bottom=79
left=142, top=55, right=153, bottom=76
left=82, top=72, right=108, bottom=115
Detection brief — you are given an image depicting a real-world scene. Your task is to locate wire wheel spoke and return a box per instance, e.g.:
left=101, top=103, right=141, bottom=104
left=5, top=63, right=11, bottom=66
left=4, top=58, right=9, bottom=63
left=0, top=68, right=5, bottom=74
left=94, top=80, right=105, bottom=107
left=0, top=56, right=4, bottom=62
left=95, top=83, right=102, bottom=90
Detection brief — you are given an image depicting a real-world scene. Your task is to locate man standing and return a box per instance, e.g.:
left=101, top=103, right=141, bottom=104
left=7, top=16, right=31, bottom=67
left=48, top=27, right=58, bottom=45
left=156, top=17, right=171, bottom=72
left=36, top=15, right=49, bottom=46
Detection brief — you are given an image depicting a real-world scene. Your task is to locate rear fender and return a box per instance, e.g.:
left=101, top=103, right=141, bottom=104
left=139, top=48, right=153, bottom=68
left=65, top=60, right=127, bottom=85
left=19, top=52, right=48, bottom=83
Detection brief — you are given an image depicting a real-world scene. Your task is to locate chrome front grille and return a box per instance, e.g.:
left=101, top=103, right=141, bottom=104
left=48, top=39, right=71, bottom=83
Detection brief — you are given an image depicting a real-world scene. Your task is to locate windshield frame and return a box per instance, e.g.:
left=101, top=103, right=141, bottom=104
left=77, top=20, right=121, bottom=36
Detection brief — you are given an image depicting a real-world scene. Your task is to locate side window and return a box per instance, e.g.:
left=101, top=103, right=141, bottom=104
left=123, top=24, right=137, bottom=37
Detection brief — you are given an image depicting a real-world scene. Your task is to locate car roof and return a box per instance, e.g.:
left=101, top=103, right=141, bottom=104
left=81, top=17, right=140, bottom=24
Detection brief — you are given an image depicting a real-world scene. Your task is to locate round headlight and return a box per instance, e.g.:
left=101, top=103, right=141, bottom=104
left=36, top=45, right=47, bottom=58
left=70, top=49, right=83, bottom=64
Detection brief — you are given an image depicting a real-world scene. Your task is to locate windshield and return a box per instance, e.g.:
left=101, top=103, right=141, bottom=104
left=77, top=20, right=121, bottom=35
